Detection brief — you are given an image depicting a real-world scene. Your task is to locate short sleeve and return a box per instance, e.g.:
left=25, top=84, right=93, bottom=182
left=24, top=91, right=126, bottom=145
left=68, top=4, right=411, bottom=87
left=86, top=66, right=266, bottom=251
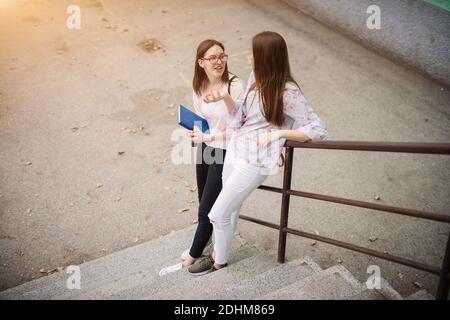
left=283, top=84, right=329, bottom=141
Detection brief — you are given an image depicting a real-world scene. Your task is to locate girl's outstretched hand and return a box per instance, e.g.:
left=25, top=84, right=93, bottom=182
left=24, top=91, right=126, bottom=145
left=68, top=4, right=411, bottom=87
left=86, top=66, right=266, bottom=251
left=203, top=89, right=228, bottom=103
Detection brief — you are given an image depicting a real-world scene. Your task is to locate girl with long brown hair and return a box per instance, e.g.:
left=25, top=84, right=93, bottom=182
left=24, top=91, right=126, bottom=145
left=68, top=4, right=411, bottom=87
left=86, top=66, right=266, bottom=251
left=188, top=31, right=329, bottom=275
left=179, top=39, right=244, bottom=270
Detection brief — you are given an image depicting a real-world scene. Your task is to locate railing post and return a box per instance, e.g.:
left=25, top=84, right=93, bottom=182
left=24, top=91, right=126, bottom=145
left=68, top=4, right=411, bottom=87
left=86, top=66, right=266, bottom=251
left=278, top=146, right=294, bottom=263
left=436, top=232, right=450, bottom=300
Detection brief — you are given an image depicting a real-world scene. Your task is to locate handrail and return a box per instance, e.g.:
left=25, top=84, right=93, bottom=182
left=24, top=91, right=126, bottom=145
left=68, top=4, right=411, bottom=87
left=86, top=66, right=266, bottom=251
left=240, top=140, right=450, bottom=300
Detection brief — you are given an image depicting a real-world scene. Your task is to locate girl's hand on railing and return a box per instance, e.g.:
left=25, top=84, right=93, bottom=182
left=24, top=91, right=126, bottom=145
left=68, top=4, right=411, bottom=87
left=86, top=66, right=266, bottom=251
left=258, top=130, right=281, bottom=149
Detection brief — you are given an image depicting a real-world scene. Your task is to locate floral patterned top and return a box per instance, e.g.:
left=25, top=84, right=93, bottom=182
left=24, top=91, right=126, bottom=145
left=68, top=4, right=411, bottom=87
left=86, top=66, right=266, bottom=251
left=227, top=72, right=329, bottom=169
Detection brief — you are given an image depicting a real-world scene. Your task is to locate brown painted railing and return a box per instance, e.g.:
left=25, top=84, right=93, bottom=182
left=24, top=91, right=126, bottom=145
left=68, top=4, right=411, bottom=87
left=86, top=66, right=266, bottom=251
left=239, top=140, right=450, bottom=300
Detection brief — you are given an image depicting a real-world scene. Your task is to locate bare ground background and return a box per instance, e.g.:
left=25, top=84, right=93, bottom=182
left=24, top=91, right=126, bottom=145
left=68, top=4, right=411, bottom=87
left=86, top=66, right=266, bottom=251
left=0, top=0, right=449, bottom=297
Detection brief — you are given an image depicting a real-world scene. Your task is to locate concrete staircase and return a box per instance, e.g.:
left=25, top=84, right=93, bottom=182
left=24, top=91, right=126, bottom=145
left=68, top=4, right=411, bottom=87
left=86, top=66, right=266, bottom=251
left=0, top=225, right=435, bottom=300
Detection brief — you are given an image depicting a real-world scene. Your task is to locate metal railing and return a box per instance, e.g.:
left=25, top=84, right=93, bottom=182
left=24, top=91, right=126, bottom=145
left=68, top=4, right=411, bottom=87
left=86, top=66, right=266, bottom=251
left=239, top=140, right=450, bottom=300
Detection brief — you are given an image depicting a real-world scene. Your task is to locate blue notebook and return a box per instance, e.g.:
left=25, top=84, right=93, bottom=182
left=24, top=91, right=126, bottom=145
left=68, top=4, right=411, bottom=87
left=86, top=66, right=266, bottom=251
left=177, top=104, right=210, bottom=133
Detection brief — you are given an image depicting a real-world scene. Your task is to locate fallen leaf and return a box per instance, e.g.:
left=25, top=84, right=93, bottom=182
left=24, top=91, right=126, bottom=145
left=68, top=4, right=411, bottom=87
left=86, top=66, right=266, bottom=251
left=314, top=230, right=320, bottom=236
left=398, top=272, right=405, bottom=280
left=368, top=235, right=378, bottom=242
left=71, top=127, right=79, bottom=132
left=413, top=281, right=423, bottom=288
left=118, top=151, right=125, bottom=155
left=374, top=195, right=381, bottom=200
left=26, top=208, right=32, bottom=214
left=96, top=183, right=103, bottom=188
left=192, top=219, right=198, bottom=224
left=47, top=269, right=57, bottom=275
left=337, top=258, right=343, bottom=264
left=310, top=241, right=317, bottom=246
left=22, top=161, right=32, bottom=166
left=177, top=208, right=189, bottom=213
left=39, top=268, right=47, bottom=274
left=122, top=28, right=129, bottom=33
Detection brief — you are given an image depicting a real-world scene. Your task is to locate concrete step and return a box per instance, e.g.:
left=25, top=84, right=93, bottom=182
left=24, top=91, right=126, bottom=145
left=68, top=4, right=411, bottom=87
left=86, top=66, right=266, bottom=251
left=0, top=225, right=199, bottom=300
left=149, top=251, right=279, bottom=300
left=405, top=289, right=435, bottom=300
left=347, top=289, right=388, bottom=300
left=258, top=265, right=365, bottom=300
left=345, top=277, right=403, bottom=300
left=210, top=257, right=316, bottom=299
left=67, top=236, right=257, bottom=300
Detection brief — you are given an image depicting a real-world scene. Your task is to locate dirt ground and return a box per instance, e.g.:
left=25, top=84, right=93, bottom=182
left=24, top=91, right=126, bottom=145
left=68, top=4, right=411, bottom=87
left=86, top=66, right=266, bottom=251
left=0, top=0, right=449, bottom=297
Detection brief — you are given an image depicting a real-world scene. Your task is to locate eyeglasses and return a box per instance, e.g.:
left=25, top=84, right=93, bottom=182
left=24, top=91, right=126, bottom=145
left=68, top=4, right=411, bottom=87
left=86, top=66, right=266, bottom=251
left=201, top=54, right=228, bottom=64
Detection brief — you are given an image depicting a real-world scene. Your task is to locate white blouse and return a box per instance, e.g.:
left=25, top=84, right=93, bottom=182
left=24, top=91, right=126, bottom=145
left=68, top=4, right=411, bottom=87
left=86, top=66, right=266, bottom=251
left=192, top=76, right=244, bottom=149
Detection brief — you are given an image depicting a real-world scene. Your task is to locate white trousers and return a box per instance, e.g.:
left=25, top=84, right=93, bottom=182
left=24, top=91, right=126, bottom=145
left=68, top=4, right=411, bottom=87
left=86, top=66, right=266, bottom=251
left=208, top=144, right=268, bottom=265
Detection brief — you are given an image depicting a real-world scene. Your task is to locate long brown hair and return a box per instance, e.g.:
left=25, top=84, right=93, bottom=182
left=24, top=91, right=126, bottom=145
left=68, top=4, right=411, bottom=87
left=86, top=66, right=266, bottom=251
left=192, top=39, right=230, bottom=96
left=252, top=31, right=299, bottom=126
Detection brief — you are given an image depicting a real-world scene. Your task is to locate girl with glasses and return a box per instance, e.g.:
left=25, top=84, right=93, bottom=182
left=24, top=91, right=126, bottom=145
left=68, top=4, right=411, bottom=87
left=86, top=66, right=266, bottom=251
left=181, top=39, right=244, bottom=270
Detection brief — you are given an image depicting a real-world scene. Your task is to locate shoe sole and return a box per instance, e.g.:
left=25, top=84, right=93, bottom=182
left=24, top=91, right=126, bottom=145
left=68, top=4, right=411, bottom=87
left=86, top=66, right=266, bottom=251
left=188, top=268, right=213, bottom=276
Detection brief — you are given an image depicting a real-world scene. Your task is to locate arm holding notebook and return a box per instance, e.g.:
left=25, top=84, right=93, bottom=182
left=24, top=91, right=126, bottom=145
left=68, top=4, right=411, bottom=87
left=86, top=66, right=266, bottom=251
left=186, top=126, right=228, bottom=144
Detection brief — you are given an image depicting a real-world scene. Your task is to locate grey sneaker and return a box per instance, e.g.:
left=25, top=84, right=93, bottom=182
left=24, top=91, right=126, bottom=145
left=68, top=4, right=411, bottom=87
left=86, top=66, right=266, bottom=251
left=188, top=256, right=214, bottom=276
left=188, top=256, right=228, bottom=276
